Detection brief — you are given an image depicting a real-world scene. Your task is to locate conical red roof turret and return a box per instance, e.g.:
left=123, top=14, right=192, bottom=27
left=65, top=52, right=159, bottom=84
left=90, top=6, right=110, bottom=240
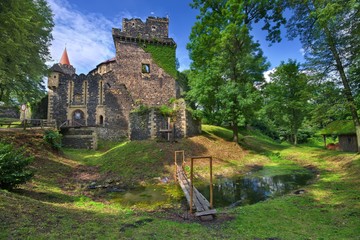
left=59, top=48, right=71, bottom=65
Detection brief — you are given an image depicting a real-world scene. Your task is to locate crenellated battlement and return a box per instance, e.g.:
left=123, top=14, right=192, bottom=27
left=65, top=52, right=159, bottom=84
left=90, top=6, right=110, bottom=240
left=122, top=17, right=169, bottom=39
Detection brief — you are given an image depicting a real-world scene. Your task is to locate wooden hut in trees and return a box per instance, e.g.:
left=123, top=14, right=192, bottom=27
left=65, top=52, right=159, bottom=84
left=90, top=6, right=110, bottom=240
left=320, top=120, right=357, bottom=152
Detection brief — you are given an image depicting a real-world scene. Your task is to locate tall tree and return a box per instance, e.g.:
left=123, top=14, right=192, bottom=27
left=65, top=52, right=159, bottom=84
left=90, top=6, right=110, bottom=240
left=0, top=0, right=53, bottom=105
left=286, top=0, right=360, bottom=150
left=264, top=60, right=311, bottom=145
left=310, top=81, right=351, bottom=128
left=187, top=0, right=284, bottom=141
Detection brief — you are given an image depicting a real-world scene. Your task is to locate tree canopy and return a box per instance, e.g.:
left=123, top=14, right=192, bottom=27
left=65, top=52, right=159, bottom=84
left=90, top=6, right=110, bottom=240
left=186, top=0, right=288, bottom=141
left=286, top=0, right=360, bottom=150
left=0, top=0, right=53, bottom=105
left=264, top=60, right=311, bottom=144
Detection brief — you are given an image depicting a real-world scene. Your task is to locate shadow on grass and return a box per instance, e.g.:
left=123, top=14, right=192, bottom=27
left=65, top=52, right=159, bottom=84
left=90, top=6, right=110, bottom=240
left=0, top=189, right=133, bottom=239
left=13, top=188, right=75, bottom=203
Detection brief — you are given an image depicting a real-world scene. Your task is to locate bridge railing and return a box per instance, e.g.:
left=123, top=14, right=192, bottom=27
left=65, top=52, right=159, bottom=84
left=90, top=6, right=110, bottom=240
left=174, top=150, right=214, bottom=213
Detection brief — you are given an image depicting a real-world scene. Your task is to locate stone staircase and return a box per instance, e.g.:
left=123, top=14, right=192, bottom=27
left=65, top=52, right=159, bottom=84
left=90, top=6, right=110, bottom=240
left=60, top=127, right=98, bottom=149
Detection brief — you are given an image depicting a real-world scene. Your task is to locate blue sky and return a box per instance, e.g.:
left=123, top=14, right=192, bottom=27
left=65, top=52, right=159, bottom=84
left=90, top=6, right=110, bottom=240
left=47, top=0, right=304, bottom=76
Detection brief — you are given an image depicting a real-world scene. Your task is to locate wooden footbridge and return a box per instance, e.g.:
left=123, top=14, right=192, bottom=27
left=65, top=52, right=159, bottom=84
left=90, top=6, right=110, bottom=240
left=174, top=151, right=216, bottom=219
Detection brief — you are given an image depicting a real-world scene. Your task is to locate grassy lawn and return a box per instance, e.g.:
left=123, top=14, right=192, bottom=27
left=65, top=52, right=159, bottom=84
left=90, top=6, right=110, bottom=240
left=0, top=125, right=359, bottom=239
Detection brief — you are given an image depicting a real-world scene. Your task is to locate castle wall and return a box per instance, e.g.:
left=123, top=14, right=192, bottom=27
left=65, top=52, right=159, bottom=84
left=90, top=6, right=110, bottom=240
left=129, top=102, right=201, bottom=141
left=114, top=41, right=176, bottom=106
left=122, top=17, right=169, bottom=39
left=48, top=16, right=200, bottom=144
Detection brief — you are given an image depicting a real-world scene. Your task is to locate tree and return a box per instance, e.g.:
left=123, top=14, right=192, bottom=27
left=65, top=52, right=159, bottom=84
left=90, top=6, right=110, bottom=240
left=264, top=60, right=311, bottom=145
left=286, top=0, right=360, bottom=150
left=0, top=143, right=34, bottom=190
left=187, top=0, right=284, bottom=141
left=0, top=0, right=53, bottom=105
left=310, top=81, right=351, bottom=129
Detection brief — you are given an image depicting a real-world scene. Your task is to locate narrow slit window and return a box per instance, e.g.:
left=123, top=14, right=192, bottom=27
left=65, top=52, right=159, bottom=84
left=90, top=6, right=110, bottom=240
left=142, top=64, right=150, bottom=73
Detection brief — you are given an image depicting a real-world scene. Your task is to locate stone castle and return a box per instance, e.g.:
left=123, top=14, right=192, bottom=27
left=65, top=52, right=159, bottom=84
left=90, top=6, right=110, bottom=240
left=47, top=17, right=200, bottom=148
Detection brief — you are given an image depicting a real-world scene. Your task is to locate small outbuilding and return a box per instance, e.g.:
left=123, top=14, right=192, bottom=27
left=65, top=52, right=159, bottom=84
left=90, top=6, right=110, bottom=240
left=320, top=120, right=358, bottom=152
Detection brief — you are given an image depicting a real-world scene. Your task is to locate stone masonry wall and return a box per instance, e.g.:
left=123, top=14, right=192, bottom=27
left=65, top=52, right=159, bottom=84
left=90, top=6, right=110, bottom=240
left=129, top=111, right=151, bottom=140
left=129, top=106, right=201, bottom=141
left=114, top=41, right=176, bottom=107
left=122, top=17, right=169, bottom=39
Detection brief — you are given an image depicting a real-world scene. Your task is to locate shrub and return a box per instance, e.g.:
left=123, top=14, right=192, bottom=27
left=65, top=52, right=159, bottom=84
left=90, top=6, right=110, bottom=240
left=44, top=130, right=62, bottom=150
left=0, top=143, right=34, bottom=190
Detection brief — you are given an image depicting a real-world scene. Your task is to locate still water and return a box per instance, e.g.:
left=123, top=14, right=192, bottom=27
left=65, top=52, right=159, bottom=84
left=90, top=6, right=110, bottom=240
left=110, top=170, right=315, bottom=208
left=197, top=171, right=314, bottom=207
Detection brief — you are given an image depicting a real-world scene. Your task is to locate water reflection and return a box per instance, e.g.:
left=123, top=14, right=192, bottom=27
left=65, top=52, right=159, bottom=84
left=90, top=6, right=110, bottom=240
left=198, top=172, right=314, bottom=207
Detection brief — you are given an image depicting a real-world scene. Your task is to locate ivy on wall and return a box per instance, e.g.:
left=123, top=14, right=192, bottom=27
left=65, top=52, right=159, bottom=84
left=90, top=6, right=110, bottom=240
left=142, top=44, right=177, bottom=78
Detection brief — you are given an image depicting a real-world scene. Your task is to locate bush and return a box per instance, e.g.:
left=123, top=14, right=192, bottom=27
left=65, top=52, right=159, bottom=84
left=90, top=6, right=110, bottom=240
left=44, top=130, right=62, bottom=150
left=0, top=143, right=34, bottom=190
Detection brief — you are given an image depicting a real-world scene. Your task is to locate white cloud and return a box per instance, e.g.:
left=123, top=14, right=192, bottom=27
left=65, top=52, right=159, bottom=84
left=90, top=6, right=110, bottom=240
left=48, top=0, right=117, bottom=74
left=300, top=48, right=305, bottom=56
left=263, top=68, right=275, bottom=82
left=47, top=0, right=189, bottom=73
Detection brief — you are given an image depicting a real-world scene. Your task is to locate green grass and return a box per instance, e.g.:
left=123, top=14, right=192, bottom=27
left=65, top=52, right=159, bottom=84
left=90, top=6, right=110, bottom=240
left=0, top=118, right=22, bottom=128
left=64, top=140, right=167, bottom=184
left=1, top=125, right=359, bottom=239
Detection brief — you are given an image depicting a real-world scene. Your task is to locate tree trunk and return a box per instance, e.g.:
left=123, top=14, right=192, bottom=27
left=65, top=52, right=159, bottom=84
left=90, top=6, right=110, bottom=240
left=324, top=28, right=360, bottom=152
left=232, top=122, right=239, bottom=143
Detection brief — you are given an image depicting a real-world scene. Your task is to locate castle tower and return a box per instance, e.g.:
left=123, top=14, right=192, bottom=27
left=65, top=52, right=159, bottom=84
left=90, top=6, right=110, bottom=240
left=111, top=17, right=177, bottom=107
left=47, top=48, right=76, bottom=123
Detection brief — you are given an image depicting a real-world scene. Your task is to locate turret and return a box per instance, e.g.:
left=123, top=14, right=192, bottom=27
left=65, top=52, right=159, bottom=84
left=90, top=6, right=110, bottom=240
left=48, top=48, right=76, bottom=90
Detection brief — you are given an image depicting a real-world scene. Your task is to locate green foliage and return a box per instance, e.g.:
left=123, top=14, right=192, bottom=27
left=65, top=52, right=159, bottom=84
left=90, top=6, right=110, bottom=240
left=286, top=0, right=360, bottom=145
left=158, top=105, right=174, bottom=117
left=187, top=0, right=274, bottom=141
left=0, top=143, right=33, bottom=190
left=263, top=60, right=311, bottom=145
left=186, top=107, right=202, bottom=121
left=141, top=44, right=177, bottom=78
left=131, top=104, right=151, bottom=115
left=0, top=0, right=54, bottom=104
left=43, top=130, right=62, bottom=150
left=31, top=94, right=48, bottom=119
left=309, top=81, right=351, bottom=128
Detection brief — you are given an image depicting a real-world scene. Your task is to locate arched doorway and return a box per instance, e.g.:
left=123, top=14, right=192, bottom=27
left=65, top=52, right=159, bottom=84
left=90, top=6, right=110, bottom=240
left=72, top=109, right=85, bottom=126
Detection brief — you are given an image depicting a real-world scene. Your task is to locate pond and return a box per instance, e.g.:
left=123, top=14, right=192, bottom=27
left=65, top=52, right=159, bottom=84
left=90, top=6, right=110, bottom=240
left=109, top=169, right=315, bottom=208
left=109, top=184, right=171, bottom=208
left=197, top=170, right=315, bottom=208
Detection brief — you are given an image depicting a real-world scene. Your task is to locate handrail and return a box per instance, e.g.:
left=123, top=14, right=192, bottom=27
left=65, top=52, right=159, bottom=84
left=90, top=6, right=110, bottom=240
left=174, top=150, right=185, bottom=181
left=0, top=119, right=56, bottom=129
left=174, top=151, right=214, bottom=214
left=59, top=120, right=84, bottom=128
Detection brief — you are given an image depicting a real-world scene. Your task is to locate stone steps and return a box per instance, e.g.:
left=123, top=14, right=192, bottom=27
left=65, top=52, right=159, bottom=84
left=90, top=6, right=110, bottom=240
left=61, top=127, right=98, bottom=149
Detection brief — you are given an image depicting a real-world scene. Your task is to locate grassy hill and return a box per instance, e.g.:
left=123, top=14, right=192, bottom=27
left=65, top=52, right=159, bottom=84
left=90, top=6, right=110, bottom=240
left=0, top=125, right=359, bottom=239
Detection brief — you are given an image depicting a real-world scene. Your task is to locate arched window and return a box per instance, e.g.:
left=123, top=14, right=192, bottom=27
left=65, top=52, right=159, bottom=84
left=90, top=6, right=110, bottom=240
left=99, top=80, right=104, bottom=105
left=83, top=81, right=88, bottom=104
left=99, top=115, right=104, bottom=125
left=68, top=81, right=74, bottom=104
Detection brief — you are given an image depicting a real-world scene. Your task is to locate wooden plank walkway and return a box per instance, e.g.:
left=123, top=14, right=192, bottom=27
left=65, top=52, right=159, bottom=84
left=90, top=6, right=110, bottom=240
left=176, top=164, right=216, bottom=217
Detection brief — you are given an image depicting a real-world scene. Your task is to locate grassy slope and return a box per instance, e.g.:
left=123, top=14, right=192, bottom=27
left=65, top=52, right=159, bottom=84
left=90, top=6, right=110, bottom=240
left=0, top=126, right=359, bottom=239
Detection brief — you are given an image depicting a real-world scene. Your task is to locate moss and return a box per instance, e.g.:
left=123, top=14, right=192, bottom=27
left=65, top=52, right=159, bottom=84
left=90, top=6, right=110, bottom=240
left=319, top=120, right=355, bottom=135
left=131, top=105, right=151, bottom=115
left=141, top=44, right=177, bottom=78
